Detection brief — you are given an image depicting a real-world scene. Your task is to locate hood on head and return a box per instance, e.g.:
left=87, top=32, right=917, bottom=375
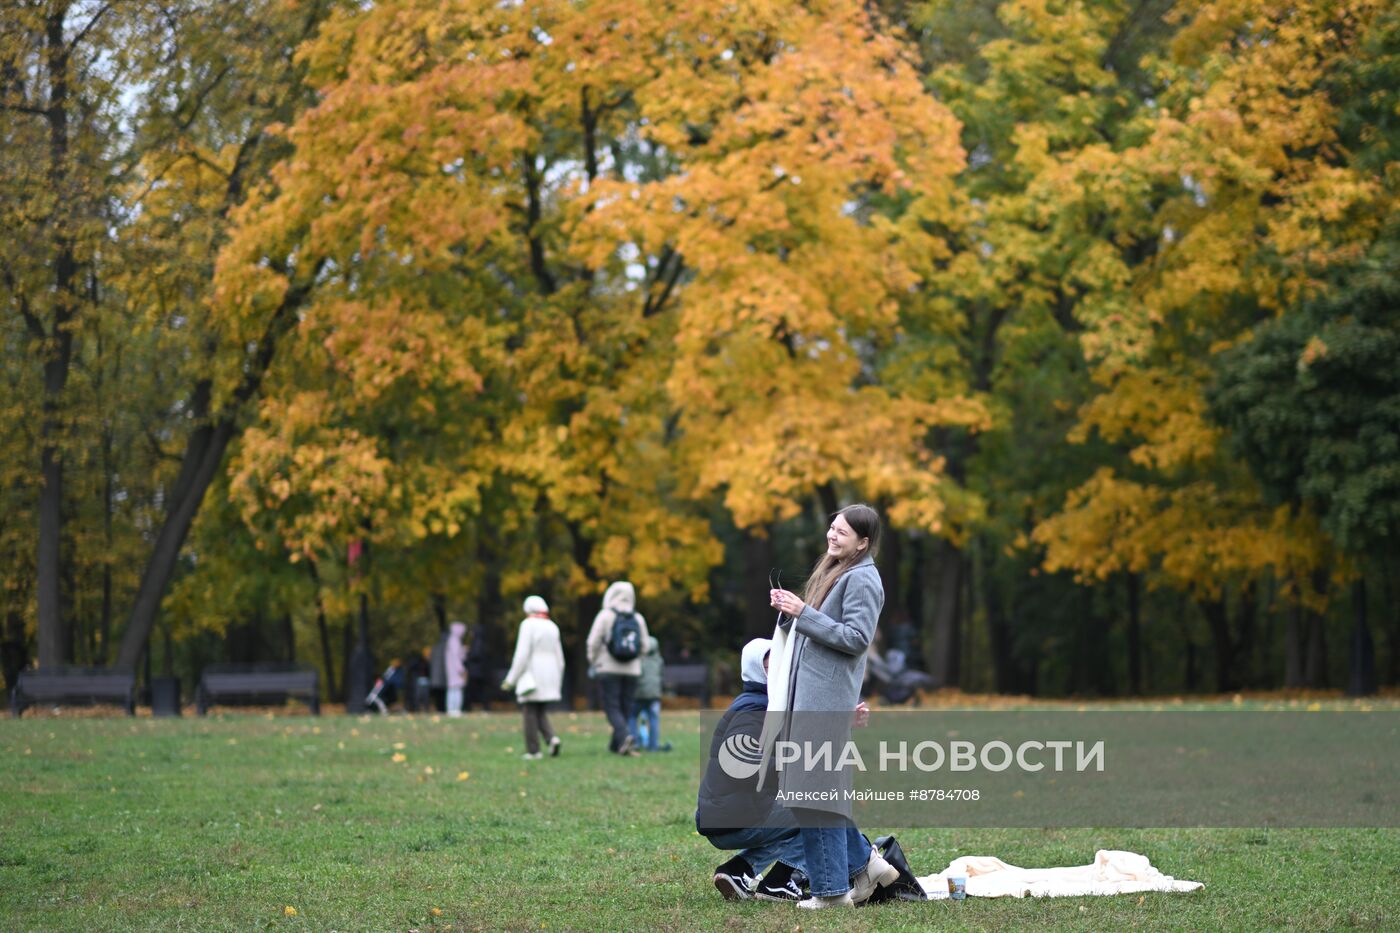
left=449, top=621, right=466, bottom=637
left=603, top=581, right=636, bottom=613
left=523, top=595, right=549, bottom=615
left=741, top=638, right=771, bottom=686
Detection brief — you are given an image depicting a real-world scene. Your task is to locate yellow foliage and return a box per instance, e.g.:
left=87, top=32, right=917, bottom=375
left=209, top=0, right=974, bottom=605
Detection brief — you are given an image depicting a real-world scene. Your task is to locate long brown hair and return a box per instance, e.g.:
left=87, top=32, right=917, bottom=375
left=800, top=504, right=881, bottom=610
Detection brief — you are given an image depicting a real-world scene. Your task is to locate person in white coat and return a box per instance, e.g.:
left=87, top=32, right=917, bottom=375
left=444, top=621, right=467, bottom=717
left=502, top=596, right=566, bottom=760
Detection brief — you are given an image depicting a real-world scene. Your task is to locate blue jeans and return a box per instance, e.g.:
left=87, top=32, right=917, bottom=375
left=793, top=812, right=869, bottom=897
left=629, top=698, right=661, bottom=750
left=702, top=806, right=805, bottom=876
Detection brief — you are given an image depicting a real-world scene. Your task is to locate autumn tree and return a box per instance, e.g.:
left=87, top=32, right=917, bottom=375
left=879, top=0, right=1183, bottom=687
left=0, top=1, right=350, bottom=673
left=1211, top=236, right=1400, bottom=696
left=106, top=0, right=348, bottom=670
left=207, top=0, right=973, bottom=695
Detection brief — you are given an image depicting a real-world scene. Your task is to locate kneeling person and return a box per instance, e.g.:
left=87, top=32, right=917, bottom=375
left=695, top=638, right=806, bottom=902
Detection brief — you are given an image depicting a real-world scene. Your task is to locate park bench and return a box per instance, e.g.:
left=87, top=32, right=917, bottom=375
left=10, top=667, right=137, bottom=717
left=195, top=664, right=320, bottom=715
left=663, top=662, right=711, bottom=707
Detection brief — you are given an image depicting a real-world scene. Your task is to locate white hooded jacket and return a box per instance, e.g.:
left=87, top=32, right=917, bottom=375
left=504, top=614, right=566, bottom=703
left=586, top=581, right=651, bottom=677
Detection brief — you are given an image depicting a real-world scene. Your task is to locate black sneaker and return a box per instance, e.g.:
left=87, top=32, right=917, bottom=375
left=712, top=858, right=757, bottom=901
left=754, top=867, right=805, bottom=902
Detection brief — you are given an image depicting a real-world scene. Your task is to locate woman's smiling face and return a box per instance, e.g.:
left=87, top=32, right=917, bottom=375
left=826, top=513, right=868, bottom=560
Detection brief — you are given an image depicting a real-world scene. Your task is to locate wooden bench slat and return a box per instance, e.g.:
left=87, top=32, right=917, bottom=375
left=196, top=669, right=320, bottom=715
left=11, top=670, right=136, bottom=717
left=201, top=675, right=315, bottom=690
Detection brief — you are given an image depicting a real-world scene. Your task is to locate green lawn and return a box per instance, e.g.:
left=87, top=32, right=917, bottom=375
left=2, top=708, right=1396, bottom=931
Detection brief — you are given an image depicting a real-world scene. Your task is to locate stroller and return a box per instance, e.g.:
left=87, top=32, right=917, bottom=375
left=866, top=648, right=934, bottom=705
left=365, top=661, right=403, bottom=714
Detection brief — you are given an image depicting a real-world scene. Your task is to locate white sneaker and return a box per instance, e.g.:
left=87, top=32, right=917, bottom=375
left=795, top=893, right=853, bottom=909
left=521, top=752, right=543, bottom=760
left=849, top=847, right=900, bottom=904
left=549, top=735, right=562, bottom=757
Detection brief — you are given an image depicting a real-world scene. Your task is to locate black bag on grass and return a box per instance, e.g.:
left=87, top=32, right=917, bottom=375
left=865, top=835, right=929, bottom=903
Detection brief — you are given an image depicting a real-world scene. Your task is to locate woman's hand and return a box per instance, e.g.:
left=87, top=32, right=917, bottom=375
left=769, top=588, right=805, bottom=618
left=853, top=701, right=870, bottom=728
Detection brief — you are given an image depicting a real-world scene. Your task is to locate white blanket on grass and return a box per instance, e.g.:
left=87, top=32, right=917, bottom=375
left=916, top=849, right=1203, bottom=899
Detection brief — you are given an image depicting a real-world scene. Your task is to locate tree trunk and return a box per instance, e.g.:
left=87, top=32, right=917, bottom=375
left=1236, top=582, right=1258, bottom=688
left=1347, top=577, right=1377, bottom=697
left=160, top=619, right=174, bottom=677
left=962, top=542, right=978, bottom=690
left=922, top=539, right=962, bottom=688
left=341, top=617, right=352, bottom=701
left=114, top=268, right=319, bottom=670
left=1201, top=597, right=1236, bottom=692
left=36, top=7, right=77, bottom=670
left=567, top=522, right=601, bottom=707
left=281, top=614, right=296, bottom=663
left=876, top=519, right=902, bottom=638
left=344, top=538, right=374, bottom=710
left=114, top=417, right=236, bottom=668
left=743, top=528, right=778, bottom=641
left=1072, top=586, right=1111, bottom=696
left=1125, top=572, right=1143, bottom=695
left=1304, top=567, right=1330, bottom=688
left=226, top=609, right=257, bottom=663
left=1304, top=609, right=1329, bottom=688
left=2, top=608, right=29, bottom=692
left=1389, top=564, right=1400, bottom=687
left=985, top=555, right=1014, bottom=692
left=1284, top=600, right=1305, bottom=688
left=308, top=559, right=339, bottom=698
left=475, top=533, right=501, bottom=637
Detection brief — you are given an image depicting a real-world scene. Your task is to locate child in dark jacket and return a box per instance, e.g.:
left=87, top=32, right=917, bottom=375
left=695, top=638, right=807, bottom=902
left=630, top=636, right=670, bottom=751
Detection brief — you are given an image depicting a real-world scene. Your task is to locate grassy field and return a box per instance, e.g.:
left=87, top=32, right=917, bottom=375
left=2, top=705, right=1396, bottom=932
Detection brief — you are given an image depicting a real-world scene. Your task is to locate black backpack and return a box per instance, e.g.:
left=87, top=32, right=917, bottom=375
left=606, top=611, right=643, bottom=661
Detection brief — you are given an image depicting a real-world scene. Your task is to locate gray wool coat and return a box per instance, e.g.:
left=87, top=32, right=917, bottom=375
left=777, top=555, right=884, bottom=815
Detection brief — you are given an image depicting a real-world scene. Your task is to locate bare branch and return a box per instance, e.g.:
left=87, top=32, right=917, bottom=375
left=2, top=266, right=47, bottom=340
left=0, top=102, right=50, bottom=117
left=67, top=2, right=115, bottom=53
left=642, top=250, right=685, bottom=318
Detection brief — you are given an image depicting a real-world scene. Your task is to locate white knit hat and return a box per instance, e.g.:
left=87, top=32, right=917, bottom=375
left=523, top=595, right=550, bottom=615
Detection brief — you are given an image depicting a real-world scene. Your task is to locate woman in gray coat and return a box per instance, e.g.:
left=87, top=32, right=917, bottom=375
left=768, top=503, right=898, bottom=908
